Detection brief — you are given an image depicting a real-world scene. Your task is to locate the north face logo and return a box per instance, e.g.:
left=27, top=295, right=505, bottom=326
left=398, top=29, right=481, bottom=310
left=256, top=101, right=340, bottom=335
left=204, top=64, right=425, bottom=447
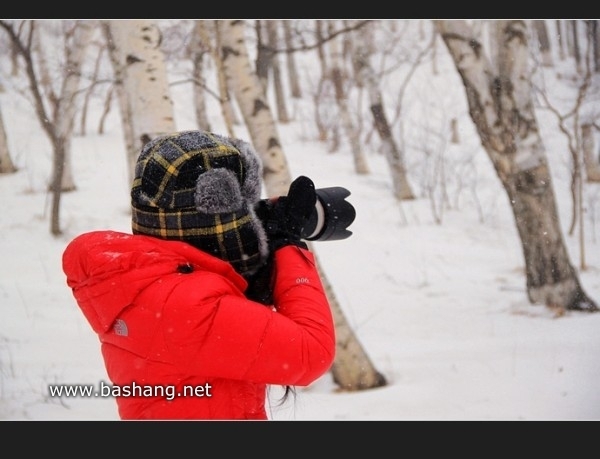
left=113, top=319, right=128, bottom=336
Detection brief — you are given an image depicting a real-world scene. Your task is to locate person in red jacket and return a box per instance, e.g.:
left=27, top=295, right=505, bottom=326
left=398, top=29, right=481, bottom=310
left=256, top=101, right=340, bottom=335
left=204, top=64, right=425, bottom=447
left=62, top=130, right=336, bottom=420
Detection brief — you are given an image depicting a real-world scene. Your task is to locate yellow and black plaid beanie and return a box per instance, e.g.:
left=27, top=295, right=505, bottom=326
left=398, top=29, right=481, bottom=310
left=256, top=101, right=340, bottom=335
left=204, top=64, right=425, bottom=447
left=131, top=130, right=269, bottom=277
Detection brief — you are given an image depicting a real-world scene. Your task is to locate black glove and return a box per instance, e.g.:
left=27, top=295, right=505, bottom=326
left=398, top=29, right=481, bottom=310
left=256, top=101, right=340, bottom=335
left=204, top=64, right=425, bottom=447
left=263, top=176, right=317, bottom=252
left=245, top=256, right=275, bottom=305
left=246, top=176, right=316, bottom=304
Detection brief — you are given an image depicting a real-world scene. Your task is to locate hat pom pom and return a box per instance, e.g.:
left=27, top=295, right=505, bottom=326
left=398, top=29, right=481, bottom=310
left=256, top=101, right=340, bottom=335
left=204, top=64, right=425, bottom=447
left=194, top=168, right=245, bottom=213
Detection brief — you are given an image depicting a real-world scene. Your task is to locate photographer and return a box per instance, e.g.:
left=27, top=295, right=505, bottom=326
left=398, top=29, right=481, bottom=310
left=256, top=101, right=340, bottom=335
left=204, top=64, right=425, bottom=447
left=62, top=130, right=345, bottom=420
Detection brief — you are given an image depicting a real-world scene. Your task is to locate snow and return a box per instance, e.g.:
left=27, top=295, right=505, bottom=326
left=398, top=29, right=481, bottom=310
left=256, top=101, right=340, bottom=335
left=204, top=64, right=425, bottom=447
left=1, top=20, right=600, bottom=421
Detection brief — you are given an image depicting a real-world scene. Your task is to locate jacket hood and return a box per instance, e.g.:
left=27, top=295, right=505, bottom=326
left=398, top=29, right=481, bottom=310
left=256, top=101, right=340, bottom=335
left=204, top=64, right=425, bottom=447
left=62, top=230, right=246, bottom=334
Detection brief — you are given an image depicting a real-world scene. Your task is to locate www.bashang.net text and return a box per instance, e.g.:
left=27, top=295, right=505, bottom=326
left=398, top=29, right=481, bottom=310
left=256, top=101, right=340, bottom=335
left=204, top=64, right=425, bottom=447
left=48, top=381, right=212, bottom=401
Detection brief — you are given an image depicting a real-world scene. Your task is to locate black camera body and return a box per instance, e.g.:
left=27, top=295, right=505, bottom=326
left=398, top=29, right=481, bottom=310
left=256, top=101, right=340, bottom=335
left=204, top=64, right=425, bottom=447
left=255, top=186, right=356, bottom=242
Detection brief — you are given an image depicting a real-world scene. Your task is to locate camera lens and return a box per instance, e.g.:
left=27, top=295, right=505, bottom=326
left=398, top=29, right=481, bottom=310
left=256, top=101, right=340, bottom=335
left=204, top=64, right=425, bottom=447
left=302, top=187, right=356, bottom=241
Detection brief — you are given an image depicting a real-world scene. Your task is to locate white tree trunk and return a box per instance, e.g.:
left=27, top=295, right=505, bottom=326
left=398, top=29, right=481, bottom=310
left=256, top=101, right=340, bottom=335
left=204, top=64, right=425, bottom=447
left=218, top=19, right=291, bottom=196
left=437, top=19, right=597, bottom=312
left=55, top=20, right=96, bottom=192
left=106, top=20, right=176, bottom=178
left=328, top=20, right=369, bottom=175
left=354, top=22, right=415, bottom=200
left=190, top=20, right=211, bottom=131
left=0, top=103, right=17, bottom=173
left=211, top=20, right=238, bottom=138
left=102, top=22, right=136, bottom=183
left=582, top=123, right=600, bottom=182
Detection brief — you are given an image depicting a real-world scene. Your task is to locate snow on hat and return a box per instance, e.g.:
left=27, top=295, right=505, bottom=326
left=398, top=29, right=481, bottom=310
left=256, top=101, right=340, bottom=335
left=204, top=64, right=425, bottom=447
left=131, top=130, right=269, bottom=276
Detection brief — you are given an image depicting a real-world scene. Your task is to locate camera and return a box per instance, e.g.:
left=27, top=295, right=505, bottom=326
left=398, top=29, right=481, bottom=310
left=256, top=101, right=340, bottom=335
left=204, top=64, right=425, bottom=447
left=254, top=186, right=356, bottom=242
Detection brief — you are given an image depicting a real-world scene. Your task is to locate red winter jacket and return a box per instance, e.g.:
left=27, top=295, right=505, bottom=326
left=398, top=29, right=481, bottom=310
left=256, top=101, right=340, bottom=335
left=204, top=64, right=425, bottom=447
left=62, top=230, right=335, bottom=420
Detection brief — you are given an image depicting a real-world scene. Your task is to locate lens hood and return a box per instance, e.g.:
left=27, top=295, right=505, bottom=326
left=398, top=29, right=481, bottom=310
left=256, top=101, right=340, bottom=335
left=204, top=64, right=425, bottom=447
left=304, top=187, right=356, bottom=241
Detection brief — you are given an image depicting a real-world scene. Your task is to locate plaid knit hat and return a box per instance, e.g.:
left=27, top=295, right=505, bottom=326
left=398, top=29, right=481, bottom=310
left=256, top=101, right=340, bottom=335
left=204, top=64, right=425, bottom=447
left=131, top=130, right=269, bottom=277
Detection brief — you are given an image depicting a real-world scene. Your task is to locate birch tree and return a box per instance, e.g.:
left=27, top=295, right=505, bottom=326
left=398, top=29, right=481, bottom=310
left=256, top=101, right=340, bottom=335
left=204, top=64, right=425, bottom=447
left=210, top=20, right=238, bottom=137
left=437, top=20, right=597, bottom=312
left=78, top=39, right=106, bottom=136
left=0, top=103, right=17, bottom=173
left=532, top=20, right=553, bottom=67
left=570, top=20, right=583, bottom=74
left=555, top=20, right=566, bottom=61
left=104, top=20, right=176, bottom=182
left=589, top=20, right=600, bottom=73
left=582, top=123, right=600, bottom=181
left=353, top=21, right=415, bottom=200
left=102, top=22, right=136, bottom=184
left=218, top=19, right=386, bottom=390
left=282, top=20, right=302, bottom=99
left=254, top=21, right=290, bottom=123
left=267, top=21, right=290, bottom=123
left=217, top=19, right=292, bottom=196
left=0, top=20, right=95, bottom=235
left=328, top=20, right=370, bottom=175
left=189, top=20, right=212, bottom=131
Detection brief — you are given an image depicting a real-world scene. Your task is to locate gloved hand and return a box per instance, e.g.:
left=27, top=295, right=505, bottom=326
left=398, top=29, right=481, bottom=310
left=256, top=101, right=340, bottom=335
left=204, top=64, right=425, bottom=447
left=246, top=176, right=316, bottom=304
left=245, top=256, right=275, bottom=305
left=263, top=176, right=317, bottom=252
